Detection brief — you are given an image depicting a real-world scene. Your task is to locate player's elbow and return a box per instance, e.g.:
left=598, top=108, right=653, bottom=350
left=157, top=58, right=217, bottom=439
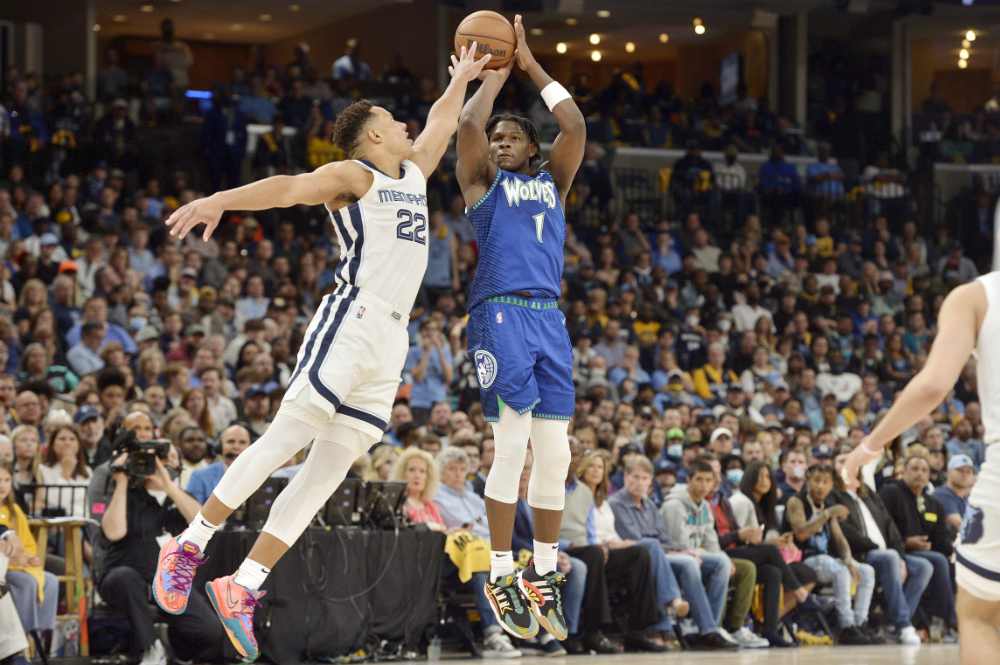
left=911, top=371, right=950, bottom=404
left=558, top=106, right=586, bottom=133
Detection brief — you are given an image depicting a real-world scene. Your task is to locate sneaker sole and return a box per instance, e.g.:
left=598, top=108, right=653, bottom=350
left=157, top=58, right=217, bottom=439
left=205, top=581, right=258, bottom=663
left=518, top=576, right=568, bottom=641
left=484, top=582, right=539, bottom=640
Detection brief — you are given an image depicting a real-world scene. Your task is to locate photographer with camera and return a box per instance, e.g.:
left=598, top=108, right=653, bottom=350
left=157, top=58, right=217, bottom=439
left=88, top=412, right=232, bottom=665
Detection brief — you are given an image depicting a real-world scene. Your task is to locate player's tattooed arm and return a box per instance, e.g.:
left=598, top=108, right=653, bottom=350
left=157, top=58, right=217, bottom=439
left=165, top=161, right=372, bottom=241
left=512, top=14, right=585, bottom=202
left=411, top=43, right=492, bottom=179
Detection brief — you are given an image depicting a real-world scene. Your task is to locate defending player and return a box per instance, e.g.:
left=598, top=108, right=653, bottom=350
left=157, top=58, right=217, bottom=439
left=842, top=273, right=1000, bottom=665
left=149, top=45, right=491, bottom=662
left=455, top=15, right=585, bottom=640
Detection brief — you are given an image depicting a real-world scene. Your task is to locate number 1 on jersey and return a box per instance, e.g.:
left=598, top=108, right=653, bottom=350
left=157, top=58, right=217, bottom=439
left=533, top=213, right=545, bottom=244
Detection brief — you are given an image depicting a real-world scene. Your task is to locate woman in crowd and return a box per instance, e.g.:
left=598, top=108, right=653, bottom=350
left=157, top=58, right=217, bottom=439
left=10, top=426, right=40, bottom=510
left=0, top=462, right=58, bottom=656
left=180, top=388, right=215, bottom=438
left=392, top=447, right=445, bottom=530
left=17, top=343, right=77, bottom=397
left=35, top=425, right=91, bottom=518
left=366, top=445, right=399, bottom=483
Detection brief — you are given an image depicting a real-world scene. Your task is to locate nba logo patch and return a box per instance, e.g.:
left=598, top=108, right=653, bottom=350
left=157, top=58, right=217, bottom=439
left=474, top=350, right=498, bottom=389
left=356, top=306, right=366, bottom=319
left=496, top=311, right=503, bottom=324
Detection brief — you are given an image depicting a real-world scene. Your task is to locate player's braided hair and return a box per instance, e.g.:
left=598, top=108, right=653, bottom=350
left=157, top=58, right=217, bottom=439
left=486, top=113, right=544, bottom=171
left=331, top=99, right=374, bottom=158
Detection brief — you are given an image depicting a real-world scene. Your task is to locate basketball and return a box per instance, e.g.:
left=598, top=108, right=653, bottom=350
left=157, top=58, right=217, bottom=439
left=455, top=10, right=516, bottom=70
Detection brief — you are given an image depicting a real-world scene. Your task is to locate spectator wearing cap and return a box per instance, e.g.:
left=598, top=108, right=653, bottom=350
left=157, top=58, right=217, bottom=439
left=66, top=321, right=106, bottom=377
left=66, top=296, right=137, bottom=356
left=692, top=343, right=739, bottom=405
left=708, top=428, right=734, bottom=468
left=945, top=417, right=984, bottom=471
left=186, top=424, right=251, bottom=504
left=36, top=233, right=64, bottom=283
left=75, top=405, right=112, bottom=468
left=932, top=454, right=976, bottom=532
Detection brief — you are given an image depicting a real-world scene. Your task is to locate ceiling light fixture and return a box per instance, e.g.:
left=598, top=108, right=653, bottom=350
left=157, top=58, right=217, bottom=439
left=259, top=13, right=272, bottom=21
left=625, top=42, right=635, bottom=53
left=966, top=30, right=976, bottom=41
left=556, top=42, right=568, bottom=54
left=140, top=4, right=154, bottom=12
left=530, top=27, right=543, bottom=36
left=960, top=48, right=970, bottom=59
left=597, top=9, right=610, bottom=18
left=289, top=4, right=301, bottom=11
left=113, top=14, right=127, bottom=22
left=589, top=33, right=600, bottom=45
left=959, top=59, right=968, bottom=68
left=591, top=50, right=602, bottom=62
left=93, top=23, right=101, bottom=31
left=659, top=33, right=669, bottom=43
left=565, top=17, right=578, bottom=26
left=230, top=23, right=244, bottom=31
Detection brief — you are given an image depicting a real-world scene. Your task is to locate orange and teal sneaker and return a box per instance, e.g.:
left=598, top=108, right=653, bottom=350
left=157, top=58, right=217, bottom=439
left=152, top=537, right=206, bottom=615
left=205, top=575, right=266, bottom=662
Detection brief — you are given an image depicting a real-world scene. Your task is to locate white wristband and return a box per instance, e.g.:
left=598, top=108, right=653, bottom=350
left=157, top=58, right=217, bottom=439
left=540, top=81, right=572, bottom=111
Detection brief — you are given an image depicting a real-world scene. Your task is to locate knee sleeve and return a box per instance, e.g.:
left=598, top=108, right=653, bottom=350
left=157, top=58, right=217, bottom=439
left=213, top=412, right=318, bottom=510
left=485, top=407, right=532, bottom=504
left=262, top=424, right=372, bottom=546
left=527, top=419, right=571, bottom=510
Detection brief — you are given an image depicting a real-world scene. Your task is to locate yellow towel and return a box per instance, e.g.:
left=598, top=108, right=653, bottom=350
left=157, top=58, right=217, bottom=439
left=444, top=530, right=491, bottom=583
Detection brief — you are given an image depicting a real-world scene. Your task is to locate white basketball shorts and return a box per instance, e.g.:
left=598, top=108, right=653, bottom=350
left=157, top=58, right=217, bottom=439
left=956, top=444, right=1000, bottom=601
left=280, top=284, right=408, bottom=441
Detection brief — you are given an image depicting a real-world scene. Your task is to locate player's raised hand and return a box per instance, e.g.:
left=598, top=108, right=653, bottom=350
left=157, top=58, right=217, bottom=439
left=164, top=195, right=225, bottom=241
left=449, top=42, right=492, bottom=84
left=513, top=14, right=537, bottom=71
left=841, top=437, right=883, bottom=491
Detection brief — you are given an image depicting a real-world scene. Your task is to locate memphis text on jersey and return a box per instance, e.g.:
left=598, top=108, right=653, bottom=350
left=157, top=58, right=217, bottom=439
left=378, top=188, right=428, bottom=207
left=501, top=175, right=558, bottom=209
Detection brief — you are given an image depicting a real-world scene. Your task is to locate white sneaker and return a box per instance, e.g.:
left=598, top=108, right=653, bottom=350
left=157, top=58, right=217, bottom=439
left=483, top=631, right=522, bottom=659
left=732, top=627, right=770, bottom=648
left=716, top=628, right=742, bottom=647
left=899, top=626, right=922, bottom=646
left=140, top=639, right=167, bottom=665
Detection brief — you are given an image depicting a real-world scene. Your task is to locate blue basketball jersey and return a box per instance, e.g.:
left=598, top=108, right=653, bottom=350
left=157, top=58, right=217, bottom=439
left=467, top=168, right=565, bottom=309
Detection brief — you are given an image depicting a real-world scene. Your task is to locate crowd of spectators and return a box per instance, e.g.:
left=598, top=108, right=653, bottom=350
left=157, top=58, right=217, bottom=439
left=0, top=18, right=992, bottom=664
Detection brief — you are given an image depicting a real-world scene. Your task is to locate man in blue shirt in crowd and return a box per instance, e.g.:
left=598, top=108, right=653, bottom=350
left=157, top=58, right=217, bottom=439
left=404, top=320, right=453, bottom=424
left=932, top=454, right=976, bottom=533
left=806, top=142, right=845, bottom=199
left=186, top=424, right=252, bottom=504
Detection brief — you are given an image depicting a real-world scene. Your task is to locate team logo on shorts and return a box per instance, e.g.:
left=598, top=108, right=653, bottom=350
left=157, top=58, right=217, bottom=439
left=474, top=350, right=498, bottom=389
left=496, top=311, right=504, bottom=324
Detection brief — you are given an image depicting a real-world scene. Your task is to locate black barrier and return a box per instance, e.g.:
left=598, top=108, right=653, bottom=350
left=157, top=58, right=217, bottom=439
left=195, top=528, right=445, bottom=664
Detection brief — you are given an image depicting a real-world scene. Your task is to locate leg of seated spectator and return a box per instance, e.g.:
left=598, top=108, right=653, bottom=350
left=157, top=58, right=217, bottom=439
left=468, top=571, right=499, bottom=630
left=566, top=546, right=612, bottom=635
left=852, top=562, right=876, bottom=627
left=725, top=558, right=756, bottom=633
left=605, top=545, right=660, bottom=632
left=957, top=587, right=1000, bottom=665
left=636, top=538, right=680, bottom=631
left=913, top=549, right=958, bottom=627
left=167, top=589, right=232, bottom=663
left=563, top=556, right=587, bottom=636
left=756, top=563, right=782, bottom=635
left=866, top=549, right=909, bottom=630
left=98, top=566, right=157, bottom=659
left=902, top=554, right=933, bottom=623
left=666, top=553, right=716, bottom=634
left=805, top=554, right=854, bottom=628
left=5, top=571, right=39, bottom=633
left=698, top=551, right=732, bottom=626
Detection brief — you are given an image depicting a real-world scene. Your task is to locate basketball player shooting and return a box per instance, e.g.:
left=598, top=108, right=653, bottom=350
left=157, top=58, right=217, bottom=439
left=149, top=45, right=491, bottom=662
left=841, top=275, right=1000, bottom=664
left=456, top=14, right=585, bottom=641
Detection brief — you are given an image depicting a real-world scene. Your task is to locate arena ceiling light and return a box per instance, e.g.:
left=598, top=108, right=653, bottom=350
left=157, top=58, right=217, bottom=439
left=960, top=48, right=970, bottom=59
left=140, top=4, right=154, bottom=13
left=959, top=59, right=968, bottom=68
left=259, top=13, right=272, bottom=21
left=591, top=50, right=602, bottom=62
left=659, top=33, right=669, bottom=43
left=625, top=42, right=636, bottom=53
left=113, top=14, right=127, bottom=22
left=589, top=33, right=600, bottom=45
left=289, top=4, right=300, bottom=12
left=963, top=39, right=971, bottom=48
left=565, top=17, right=578, bottom=26
left=693, top=17, right=706, bottom=35
left=596, top=9, right=610, bottom=18
left=556, top=42, right=567, bottom=54
left=530, top=27, right=543, bottom=36
left=966, top=29, right=976, bottom=41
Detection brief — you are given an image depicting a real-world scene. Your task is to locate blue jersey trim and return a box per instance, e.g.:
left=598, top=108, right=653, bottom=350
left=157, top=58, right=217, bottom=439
left=331, top=209, right=353, bottom=285
left=468, top=168, right=502, bottom=213
left=338, top=404, right=389, bottom=432
left=531, top=412, right=572, bottom=421
left=347, top=203, right=365, bottom=286
left=288, top=283, right=346, bottom=386
left=358, top=159, right=406, bottom=180
left=309, top=286, right=359, bottom=406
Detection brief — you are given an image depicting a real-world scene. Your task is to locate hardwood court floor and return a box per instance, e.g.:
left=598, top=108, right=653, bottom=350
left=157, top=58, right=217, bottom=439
left=475, top=644, right=959, bottom=665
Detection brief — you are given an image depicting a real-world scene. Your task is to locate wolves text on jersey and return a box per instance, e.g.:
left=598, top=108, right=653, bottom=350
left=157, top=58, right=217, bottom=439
left=500, top=176, right=557, bottom=210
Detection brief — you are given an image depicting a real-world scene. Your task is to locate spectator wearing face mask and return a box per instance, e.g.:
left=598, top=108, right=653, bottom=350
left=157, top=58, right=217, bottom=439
left=777, top=448, right=808, bottom=504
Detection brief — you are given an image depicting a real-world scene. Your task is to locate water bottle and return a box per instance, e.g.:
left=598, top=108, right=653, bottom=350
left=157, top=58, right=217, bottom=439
left=62, top=619, right=79, bottom=657
left=427, top=637, right=441, bottom=661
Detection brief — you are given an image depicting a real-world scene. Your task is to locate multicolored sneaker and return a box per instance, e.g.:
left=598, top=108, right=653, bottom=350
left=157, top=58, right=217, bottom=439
left=484, top=574, right=539, bottom=640
left=205, top=575, right=266, bottom=662
left=519, top=567, right=569, bottom=641
left=152, top=537, right=206, bottom=615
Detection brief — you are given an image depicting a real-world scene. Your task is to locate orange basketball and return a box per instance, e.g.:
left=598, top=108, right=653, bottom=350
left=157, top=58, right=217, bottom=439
left=455, top=11, right=516, bottom=70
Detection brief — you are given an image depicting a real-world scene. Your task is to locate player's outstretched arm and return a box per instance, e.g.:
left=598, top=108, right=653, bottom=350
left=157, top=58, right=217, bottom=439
left=841, top=282, right=982, bottom=488
left=164, top=161, right=372, bottom=241
left=456, top=59, right=513, bottom=197
left=410, top=43, right=492, bottom=179
left=512, top=14, right=586, bottom=199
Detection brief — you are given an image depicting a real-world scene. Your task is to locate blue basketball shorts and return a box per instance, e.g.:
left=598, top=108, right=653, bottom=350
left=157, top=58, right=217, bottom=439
left=467, top=296, right=575, bottom=422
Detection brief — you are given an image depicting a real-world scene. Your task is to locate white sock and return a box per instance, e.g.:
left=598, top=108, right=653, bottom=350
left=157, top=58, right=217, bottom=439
left=233, top=558, right=271, bottom=591
left=533, top=540, right=558, bottom=575
left=490, top=550, right=515, bottom=582
left=178, top=512, right=220, bottom=551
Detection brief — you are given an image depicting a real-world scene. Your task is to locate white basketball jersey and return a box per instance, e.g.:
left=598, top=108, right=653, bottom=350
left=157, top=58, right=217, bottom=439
left=975, top=271, right=1000, bottom=444
left=325, top=159, right=428, bottom=315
